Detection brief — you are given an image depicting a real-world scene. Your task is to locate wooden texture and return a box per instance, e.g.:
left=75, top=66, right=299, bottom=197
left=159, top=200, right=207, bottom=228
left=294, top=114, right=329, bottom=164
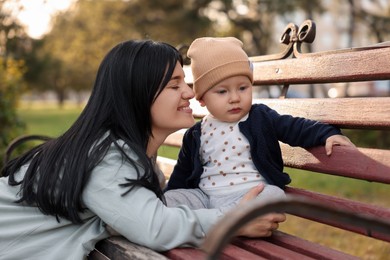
left=161, top=132, right=390, bottom=184
left=252, top=46, right=390, bottom=85
left=258, top=97, right=390, bottom=130
left=263, top=231, right=360, bottom=260
left=285, top=187, right=390, bottom=241
left=281, top=144, right=390, bottom=183
left=91, top=237, right=168, bottom=260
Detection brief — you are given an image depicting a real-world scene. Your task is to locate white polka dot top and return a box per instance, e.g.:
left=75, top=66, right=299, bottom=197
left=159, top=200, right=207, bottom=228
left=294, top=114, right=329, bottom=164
left=199, top=114, right=265, bottom=196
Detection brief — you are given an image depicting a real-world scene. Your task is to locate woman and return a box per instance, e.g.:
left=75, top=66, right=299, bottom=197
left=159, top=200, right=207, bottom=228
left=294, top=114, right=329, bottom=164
left=0, top=40, right=285, bottom=259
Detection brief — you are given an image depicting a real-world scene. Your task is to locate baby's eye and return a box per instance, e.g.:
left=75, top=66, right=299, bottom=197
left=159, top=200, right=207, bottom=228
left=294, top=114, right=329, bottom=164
left=217, top=89, right=227, bottom=94
left=239, top=85, right=249, bottom=92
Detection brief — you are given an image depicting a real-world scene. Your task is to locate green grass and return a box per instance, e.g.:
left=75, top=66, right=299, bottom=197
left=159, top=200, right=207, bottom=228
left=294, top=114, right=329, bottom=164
left=17, top=102, right=83, bottom=137
left=16, top=102, right=390, bottom=259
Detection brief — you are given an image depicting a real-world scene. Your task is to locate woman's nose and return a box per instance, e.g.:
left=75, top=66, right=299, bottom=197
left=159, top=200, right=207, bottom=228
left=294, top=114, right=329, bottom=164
left=183, top=83, right=195, bottom=99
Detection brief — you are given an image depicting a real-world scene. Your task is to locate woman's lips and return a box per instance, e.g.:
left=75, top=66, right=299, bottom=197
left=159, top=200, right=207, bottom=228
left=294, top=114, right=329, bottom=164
left=178, top=106, right=193, bottom=113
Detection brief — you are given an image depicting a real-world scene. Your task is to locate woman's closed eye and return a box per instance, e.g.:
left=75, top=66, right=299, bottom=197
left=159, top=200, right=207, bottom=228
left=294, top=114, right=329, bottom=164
left=167, top=83, right=180, bottom=90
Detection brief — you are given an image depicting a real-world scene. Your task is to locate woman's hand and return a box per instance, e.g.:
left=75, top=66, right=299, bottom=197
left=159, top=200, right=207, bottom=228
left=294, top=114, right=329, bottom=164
left=236, top=212, right=286, bottom=237
left=236, top=184, right=287, bottom=237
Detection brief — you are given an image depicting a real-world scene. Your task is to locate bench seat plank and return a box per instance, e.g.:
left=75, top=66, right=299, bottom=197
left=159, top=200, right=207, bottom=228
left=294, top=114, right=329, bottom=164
left=231, top=237, right=317, bottom=259
left=218, top=244, right=268, bottom=259
left=162, top=247, right=206, bottom=259
left=164, top=244, right=267, bottom=260
left=263, top=231, right=360, bottom=260
left=92, top=237, right=168, bottom=260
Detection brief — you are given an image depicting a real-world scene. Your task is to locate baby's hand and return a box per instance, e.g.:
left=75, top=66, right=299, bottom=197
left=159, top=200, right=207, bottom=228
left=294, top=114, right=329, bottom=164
left=325, top=135, right=356, bottom=156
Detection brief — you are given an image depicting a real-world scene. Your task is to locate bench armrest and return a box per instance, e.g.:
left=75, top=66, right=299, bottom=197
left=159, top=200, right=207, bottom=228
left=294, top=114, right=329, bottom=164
left=202, top=195, right=390, bottom=259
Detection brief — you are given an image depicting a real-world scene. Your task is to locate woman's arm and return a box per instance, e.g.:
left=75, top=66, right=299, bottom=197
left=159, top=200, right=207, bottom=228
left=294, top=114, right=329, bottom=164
left=82, top=144, right=222, bottom=251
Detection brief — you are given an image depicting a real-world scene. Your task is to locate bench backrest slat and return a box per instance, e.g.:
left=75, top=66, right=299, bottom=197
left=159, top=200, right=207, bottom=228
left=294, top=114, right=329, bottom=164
left=162, top=132, right=390, bottom=183
left=251, top=47, right=390, bottom=85
left=257, top=98, right=390, bottom=130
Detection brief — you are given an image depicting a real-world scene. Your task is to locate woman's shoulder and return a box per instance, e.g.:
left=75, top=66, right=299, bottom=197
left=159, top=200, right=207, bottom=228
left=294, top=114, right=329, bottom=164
left=89, top=139, right=139, bottom=181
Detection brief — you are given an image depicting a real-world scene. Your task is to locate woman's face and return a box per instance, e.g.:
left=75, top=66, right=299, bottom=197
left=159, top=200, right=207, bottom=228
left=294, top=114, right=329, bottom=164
left=151, top=62, right=195, bottom=137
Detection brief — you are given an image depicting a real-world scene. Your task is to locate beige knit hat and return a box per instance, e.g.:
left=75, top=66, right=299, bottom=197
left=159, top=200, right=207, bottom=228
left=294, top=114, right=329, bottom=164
left=187, top=37, right=253, bottom=100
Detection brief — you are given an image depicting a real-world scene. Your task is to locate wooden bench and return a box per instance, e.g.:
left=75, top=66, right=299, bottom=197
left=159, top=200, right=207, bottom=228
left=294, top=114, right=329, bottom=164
left=5, top=20, right=390, bottom=259
left=89, top=20, right=390, bottom=259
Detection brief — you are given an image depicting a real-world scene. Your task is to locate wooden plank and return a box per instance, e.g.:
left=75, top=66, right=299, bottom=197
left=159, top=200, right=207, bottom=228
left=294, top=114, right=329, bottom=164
left=281, top=144, right=390, bottom=183
left=219, top=244, right=267, bottom=259
left=232, top=237, right=316, bottom=259
left=161, top=131, right=390, bottom=184
left=93, top=237, right=168, bottom=260
left=164, top=244, right=266, bottom=260
left=87, top=249, right=110, bottom=260
left=188, top=98, right=390, bottom=130
left=285, top=187, right=390, bottom=242
left=163, top=247, right=206, bottom=259
left=252, top=46, right=390, bottom=85
left=257, top=97, right=390, bottom=130
left=219, top=244, right=267, bottom=260
left=167, top=98, right=390, bottom=140
left=264, top=231, right=360, bottom=260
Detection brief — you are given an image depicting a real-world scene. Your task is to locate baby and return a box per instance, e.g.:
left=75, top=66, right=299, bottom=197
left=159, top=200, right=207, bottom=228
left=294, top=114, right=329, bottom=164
left=164, top=37, right=355, bottom=213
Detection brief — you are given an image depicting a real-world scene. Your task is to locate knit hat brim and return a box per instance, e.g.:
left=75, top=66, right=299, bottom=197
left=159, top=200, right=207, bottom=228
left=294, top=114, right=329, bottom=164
left=194, top=60, right=253, bottom=100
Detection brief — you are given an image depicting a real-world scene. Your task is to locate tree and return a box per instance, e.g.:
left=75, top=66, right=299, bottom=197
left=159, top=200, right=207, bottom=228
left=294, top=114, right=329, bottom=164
left=33, top=0, right=214, bottom=104
left=194, top=0, right=324, bottom=56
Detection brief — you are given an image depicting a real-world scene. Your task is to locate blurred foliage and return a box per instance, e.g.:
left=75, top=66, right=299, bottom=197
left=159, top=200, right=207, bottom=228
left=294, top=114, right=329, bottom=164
left=344, top=129, right=390, bottom=150
left=31, top=0, right=215, bottom=105
left=0, top=57, right=25, bottom=169
left=0, top=0, right=29, bottom=169
left=0, top=1, right=31, bottom=59
left=29, top=0, right=390, bottom=103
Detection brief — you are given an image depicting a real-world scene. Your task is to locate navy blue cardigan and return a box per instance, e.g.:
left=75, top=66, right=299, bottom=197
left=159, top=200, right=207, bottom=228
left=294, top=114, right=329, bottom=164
left=165, top=104, right=341, bottom=190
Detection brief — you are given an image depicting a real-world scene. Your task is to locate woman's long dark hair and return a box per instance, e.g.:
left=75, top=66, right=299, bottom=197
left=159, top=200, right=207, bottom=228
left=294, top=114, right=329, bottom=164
left=2, top=40, right=183, bottom=223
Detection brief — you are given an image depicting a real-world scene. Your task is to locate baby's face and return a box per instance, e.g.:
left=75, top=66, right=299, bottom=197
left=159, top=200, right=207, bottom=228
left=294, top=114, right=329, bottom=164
left=199, top=75, right=252, bottom=123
